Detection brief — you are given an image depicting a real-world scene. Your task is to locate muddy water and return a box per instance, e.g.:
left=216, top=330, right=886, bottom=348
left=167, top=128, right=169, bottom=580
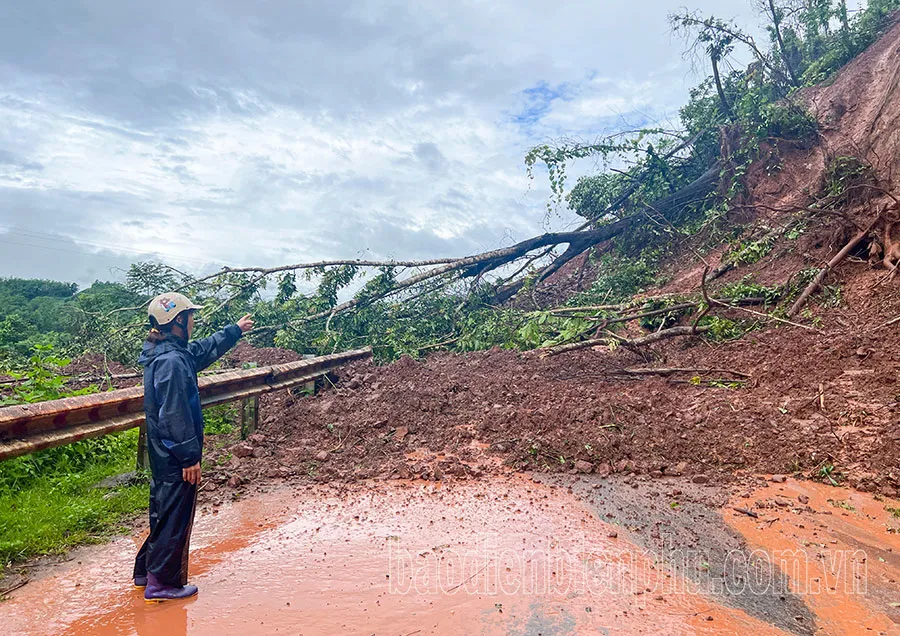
left=1, top=476, right=898, bottom=635
left=726, top=479, right=900, bottom=635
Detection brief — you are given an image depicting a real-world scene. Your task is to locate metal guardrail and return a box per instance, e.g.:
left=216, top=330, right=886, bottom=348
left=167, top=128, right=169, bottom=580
left=0, top=348, right=372, bottom=462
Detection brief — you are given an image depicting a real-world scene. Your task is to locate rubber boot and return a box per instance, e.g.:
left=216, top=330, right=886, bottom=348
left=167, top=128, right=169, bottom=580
left=134, top=575, right=148, bottom=588
left=143, top=573, right=198, bottom=603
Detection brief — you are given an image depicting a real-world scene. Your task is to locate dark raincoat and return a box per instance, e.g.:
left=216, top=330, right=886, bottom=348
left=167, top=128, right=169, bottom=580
left=133, top=324, right=243, bottom=586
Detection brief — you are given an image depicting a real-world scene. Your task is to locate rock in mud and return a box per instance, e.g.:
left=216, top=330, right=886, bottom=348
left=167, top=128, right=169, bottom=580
left=692, top=475, right=710, bottom=484
left=770, top=475, right=787, bottom=483
left=232, top=443, right=254, bottom=458
left=574, top=460, right=593, bottom=474
left=93, top=471, right=139, bottom=489
left=316, top=450, right=330, bottom=462
left=226, top=476, right=243, bottom=488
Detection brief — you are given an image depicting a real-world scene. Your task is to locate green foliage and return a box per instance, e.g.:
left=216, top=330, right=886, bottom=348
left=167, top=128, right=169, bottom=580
left=726, top=235, right=776, bottom=267
left=73, top=281, right=145, bottom=315
left=823, top=155, right=874, bottom=202
left=717, top=276, right=782, bottom=305
left=789, top=267, right=842, bottom=308
left=124, top=261, right=179, bottom=297
left=785, top=217, right=808, bottom=240
left=276, top=287, right=459, bottom=362
left=751, top=101, right=819, bottom=144
left=276, top=272, right=298, bottom=304
left=818, top=463, right=841, bottom=485
left=525, top=130, right=672, bottom=212
left=800, top=0, right=900, bottom=85
left=0, top=278, right=77, bottom=301
left=567, top=251, right=660, bottom=307
left=566, top=172, right=633, bottom=222
left=457, top=308, right=536, bottom=351
left=1, top=345, right=86, bottom=403
left=204, top=404, right=237, bottom=436
left=514, top=311, right=593, bottom=349
left=0, top=276, right=147, bottom=363
left=700, top=315, right=753, bottom=341
left=0, top=280, right=75, bottom=359
left=638, top=298, right=691, bottom=331
left=312, top=265, right=359, bottom=311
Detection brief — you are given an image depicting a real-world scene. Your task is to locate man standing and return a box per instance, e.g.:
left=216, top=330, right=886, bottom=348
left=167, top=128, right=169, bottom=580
left=133, top=292, right=253, bottom=602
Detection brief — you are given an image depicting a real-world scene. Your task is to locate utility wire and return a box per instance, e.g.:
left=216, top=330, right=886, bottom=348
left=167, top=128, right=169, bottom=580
left=0, top=226, right=221, bottom=267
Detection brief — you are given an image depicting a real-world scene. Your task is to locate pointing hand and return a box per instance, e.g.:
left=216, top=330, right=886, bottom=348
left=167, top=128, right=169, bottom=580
left=237, top=314, right=254, bottom=333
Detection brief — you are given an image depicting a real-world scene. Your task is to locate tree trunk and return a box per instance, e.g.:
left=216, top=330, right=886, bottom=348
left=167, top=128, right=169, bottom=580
left=768, top=0, right=800, bottom=87
left=837, top=0, right=852, bottom=55
left=712, top=55, right=734, bottom=121
left=491, top=161, right=724, bottom=304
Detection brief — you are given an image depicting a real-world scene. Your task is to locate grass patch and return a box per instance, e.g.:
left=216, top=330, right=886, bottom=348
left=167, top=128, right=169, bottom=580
left=204, top=403, right=238, bottom=436
left=0, top=430, right=148, bottom=578
left=0, top=406, right=242, bottom=578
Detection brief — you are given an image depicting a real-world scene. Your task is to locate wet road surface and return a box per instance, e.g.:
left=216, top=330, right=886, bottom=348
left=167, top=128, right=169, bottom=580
left=2, top=475, right=898, bottom=635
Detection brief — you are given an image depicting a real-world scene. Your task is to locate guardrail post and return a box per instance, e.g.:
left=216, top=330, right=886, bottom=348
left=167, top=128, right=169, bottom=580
left=240, top=396, right=259, bottom=439
left=136, top=423, right=150, bottom=471
left=302, top=354, right=316, bottom=396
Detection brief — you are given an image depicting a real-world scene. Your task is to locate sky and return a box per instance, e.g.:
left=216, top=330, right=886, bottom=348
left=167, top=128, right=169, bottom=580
left=0, top=0, right=771, bottom=288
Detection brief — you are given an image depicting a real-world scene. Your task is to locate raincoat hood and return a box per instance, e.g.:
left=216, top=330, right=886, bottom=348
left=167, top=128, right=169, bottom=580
left=139, top=334, right=188, bottom=368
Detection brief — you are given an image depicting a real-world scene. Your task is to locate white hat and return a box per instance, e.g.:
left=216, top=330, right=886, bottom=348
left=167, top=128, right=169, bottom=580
left=148, top=292, right=203, bottom=326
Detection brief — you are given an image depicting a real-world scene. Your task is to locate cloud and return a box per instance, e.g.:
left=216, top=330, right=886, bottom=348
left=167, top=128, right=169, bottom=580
left=0, top=0, right=764, bottom=286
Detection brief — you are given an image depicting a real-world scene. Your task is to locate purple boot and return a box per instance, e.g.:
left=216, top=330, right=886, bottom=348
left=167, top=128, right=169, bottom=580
left=143, top=573, right=198, bottom=603
left=134, top=575, right=148, bottom=588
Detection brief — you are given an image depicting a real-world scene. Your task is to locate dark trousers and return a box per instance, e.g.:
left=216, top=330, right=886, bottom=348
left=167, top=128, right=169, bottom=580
left=133, top=478, right=198, bottom=586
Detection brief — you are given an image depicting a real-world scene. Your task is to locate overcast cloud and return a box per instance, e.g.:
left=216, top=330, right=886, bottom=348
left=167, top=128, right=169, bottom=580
left=0, top=0, right=767, bottom=288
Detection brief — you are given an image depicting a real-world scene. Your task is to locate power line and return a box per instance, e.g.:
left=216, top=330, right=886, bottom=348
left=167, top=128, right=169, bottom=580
left=0, top=236, right=121, bottom=259
left=0, top=226, right=222, bottom=267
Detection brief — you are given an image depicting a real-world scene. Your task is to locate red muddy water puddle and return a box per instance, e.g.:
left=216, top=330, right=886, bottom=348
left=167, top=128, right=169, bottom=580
left=1, top=476, right=898, bottom=635
left=726, top=478, right=900, bottom=636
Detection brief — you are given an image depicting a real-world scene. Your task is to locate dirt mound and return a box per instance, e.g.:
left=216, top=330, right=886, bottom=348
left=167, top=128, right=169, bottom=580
left=225, top=341, right=302, bottom=367
left=206, top=302, right=900, bottom=498
left=61, top=354, right=134, bottom=378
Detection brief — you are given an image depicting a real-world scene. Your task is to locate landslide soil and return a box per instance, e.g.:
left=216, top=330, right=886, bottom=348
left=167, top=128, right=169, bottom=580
left=206, top=304, right=900, bottom=501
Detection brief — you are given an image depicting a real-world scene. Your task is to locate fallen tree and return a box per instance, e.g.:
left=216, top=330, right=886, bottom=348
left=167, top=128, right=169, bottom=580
left=198, top=154, right=726, bottom=335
